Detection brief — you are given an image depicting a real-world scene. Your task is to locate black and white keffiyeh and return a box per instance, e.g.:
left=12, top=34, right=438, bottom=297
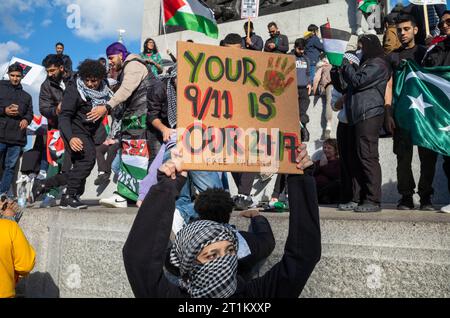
left=169, top=220, right=239, bottom=298
left=159, top=66, right=178, bottom=128
left=76, top=77, right=113, bottom=108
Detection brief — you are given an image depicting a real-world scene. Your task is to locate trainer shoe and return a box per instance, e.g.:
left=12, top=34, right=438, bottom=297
left=234, top=195, right=253, bottom=211
left=99, top=193, right=128, bottom=208
left=60, top=195, right=88, bottom=210
left=440, top=204, right=450, bottom=213
left=338, top=201, right=358, bottom=211
left=40, top=195, right=57, bottom=209
left=31, top=179, right=46, bottom=203
left=419, top=197, right=436, bottom=211
left=397, top=196, right=414, bottom=210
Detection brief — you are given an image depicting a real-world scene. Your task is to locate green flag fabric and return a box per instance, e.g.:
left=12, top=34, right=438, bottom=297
left=394, top=60, right=450, bottom=156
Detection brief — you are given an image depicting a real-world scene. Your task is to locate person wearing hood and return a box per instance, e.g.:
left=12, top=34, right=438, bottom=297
left=123, top=144, right=321, bottom=298
left=100, top=42, right=162, bottom=208
left=341, top=34, right=391, bottom=213
left=0, top=63, right=33, bottom=197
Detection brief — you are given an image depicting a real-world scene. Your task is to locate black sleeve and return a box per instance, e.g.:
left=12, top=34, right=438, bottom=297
left=264, top=39, right=272, bottom=52
left=58, top=84, right=78, bottom=141
left=23, top=94, right=33, bottom=123
left=343, top=59, right=389, bottom=91
left=147, top=80, right=168, bottom=125
left=39, top=82, right=57, bottom=120
left=237, top=216, right=276, bottom=275
left=278, top=35, right=290, bottom=54
left=122, top=173, right=187, bottom=298
left=65, top=55, right=73, bottom=73
left=251, top=36, right=264, bottom=51
left=241, top=169, right=321, bottom=297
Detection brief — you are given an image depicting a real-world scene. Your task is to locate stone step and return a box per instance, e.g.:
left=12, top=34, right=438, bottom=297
left=17, top=205, right=450, bottom=298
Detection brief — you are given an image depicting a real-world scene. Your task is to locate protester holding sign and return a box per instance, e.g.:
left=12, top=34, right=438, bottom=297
left=242, top=21, right=264, bottom=51
left=123, top=145, right=321, bottom=298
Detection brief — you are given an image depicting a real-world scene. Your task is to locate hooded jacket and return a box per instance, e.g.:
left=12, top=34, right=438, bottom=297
left=342, top=57, right=391, bottom=125
left=0, top=80, right=33, bottom=146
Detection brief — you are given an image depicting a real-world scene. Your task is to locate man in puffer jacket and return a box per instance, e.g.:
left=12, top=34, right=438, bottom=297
left=0, top=63, right=33, bottom=196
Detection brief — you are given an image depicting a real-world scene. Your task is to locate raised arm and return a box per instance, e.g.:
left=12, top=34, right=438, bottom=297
left=123, top=168, right=187, bottom=298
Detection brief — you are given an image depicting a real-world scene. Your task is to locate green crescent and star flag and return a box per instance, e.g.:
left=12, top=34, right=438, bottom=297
left=163, top=0, right=218, bottom=39
left=394, top=60, right=450, bottom=157
left=320, top=23, right=352, bottom=66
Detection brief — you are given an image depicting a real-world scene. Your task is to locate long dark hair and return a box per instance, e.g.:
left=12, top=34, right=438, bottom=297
left=143, top=38, right=159, bottom=54
left=358, top=34, right=385, bottom=64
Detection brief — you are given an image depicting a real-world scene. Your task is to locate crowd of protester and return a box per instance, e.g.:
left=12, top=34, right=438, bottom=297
left=0, top=1, right=449, bottom=298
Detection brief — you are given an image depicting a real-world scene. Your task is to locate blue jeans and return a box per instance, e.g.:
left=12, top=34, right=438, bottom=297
left=176, top=171, right=224, bottom=223
left=0, top=143, right=22, bottom=194
left=111, top=149, right=121, bottom=175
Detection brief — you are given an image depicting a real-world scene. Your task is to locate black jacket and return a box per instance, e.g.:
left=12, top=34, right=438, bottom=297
left=264, top=33, right=289, bottom=54
left=147, top=77, right=170, bottom=128
left=58, top=54, right=73, bottom=75
left=422, top=37, right=450, bottom=67
left=0, top=80, right=33, bottom=146
left=342, top=57, right=391, bottom=125
left=122, top=170, right=321, bottom=298
left=39, top=75, right=71, bottom=130
left=58, top=80, right=103, bottom=142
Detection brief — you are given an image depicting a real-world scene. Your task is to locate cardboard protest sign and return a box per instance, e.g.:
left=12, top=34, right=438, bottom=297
left=177, top=41, right=301, bottom=174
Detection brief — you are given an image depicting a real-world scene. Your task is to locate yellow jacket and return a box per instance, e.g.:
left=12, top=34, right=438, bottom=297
left=0, top=219, right=36, bottom=298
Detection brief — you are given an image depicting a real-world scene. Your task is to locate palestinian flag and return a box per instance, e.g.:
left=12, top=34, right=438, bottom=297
left=163, top=0, right=218, bottom=39
left=320, top=24, right=351, bottom=66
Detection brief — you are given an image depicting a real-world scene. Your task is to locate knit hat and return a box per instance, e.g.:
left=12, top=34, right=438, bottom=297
left=106, top=42, right=130, bottom=60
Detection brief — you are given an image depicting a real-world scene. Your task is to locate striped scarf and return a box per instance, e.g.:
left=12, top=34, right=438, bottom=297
left=76, top=77, right=113, bottom=108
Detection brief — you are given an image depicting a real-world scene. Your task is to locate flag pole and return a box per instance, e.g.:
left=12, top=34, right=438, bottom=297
left=160, top=0, right=169, bottom=53
left=423, top=4, right=430, bottom=37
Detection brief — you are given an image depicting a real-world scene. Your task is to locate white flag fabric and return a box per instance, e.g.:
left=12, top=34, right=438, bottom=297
left=408, top=0, right=447, bottom=5
left=3, top=57, right=46, bottom=86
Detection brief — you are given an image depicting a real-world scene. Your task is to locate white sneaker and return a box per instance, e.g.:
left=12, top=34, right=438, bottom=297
left=441, top=204, right=450, bottom=213
left=366, top=29, right=377, bottom=35
left=356, top=27, right=364, bottom=36
left=99, top=193, right=127, bottom=208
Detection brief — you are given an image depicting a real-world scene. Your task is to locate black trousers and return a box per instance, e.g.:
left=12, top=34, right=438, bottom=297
left=298, top=87, right=310, bottom=125
left=394, top=127, right=438, bottom=199
left=272, top=174, right=287, bottom=199
left=96, top=143, right=120, bottom=174
left=350, top=115, right=384, bottom=205
left=231, top=172, right=257, bottom=196
left=337, top=122, right=361, bottom=203
left=66, top=134, right=96, bottom=196
left=443, top=156, right=450, bottom=194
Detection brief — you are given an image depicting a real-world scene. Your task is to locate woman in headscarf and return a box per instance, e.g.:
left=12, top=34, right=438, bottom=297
left=341, top=34, right=391, bottom=213
left=58, top=59, right=112, bottom=209
left=123, top=145, right=321, bottom=298
left=140, top=38, right=163, bottom=76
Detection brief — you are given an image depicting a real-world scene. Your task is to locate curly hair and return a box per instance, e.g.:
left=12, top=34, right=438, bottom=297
left=194, top=188, right=234, bottom=224
left=77, top=59, right=107, bottom=81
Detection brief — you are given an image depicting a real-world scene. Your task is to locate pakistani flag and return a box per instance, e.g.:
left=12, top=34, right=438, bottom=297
left=394, top=60, right=450, bottom=156
left=163, top=0, right=218, bottom=39
left=320, top=24, right=352, bottom=66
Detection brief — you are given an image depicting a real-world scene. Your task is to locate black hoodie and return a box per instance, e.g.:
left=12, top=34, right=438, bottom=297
left=0, top=80, right=33, bottom=146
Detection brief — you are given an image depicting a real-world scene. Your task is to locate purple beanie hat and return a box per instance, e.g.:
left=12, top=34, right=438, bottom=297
left=106, top=42, right=130, bottom=60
